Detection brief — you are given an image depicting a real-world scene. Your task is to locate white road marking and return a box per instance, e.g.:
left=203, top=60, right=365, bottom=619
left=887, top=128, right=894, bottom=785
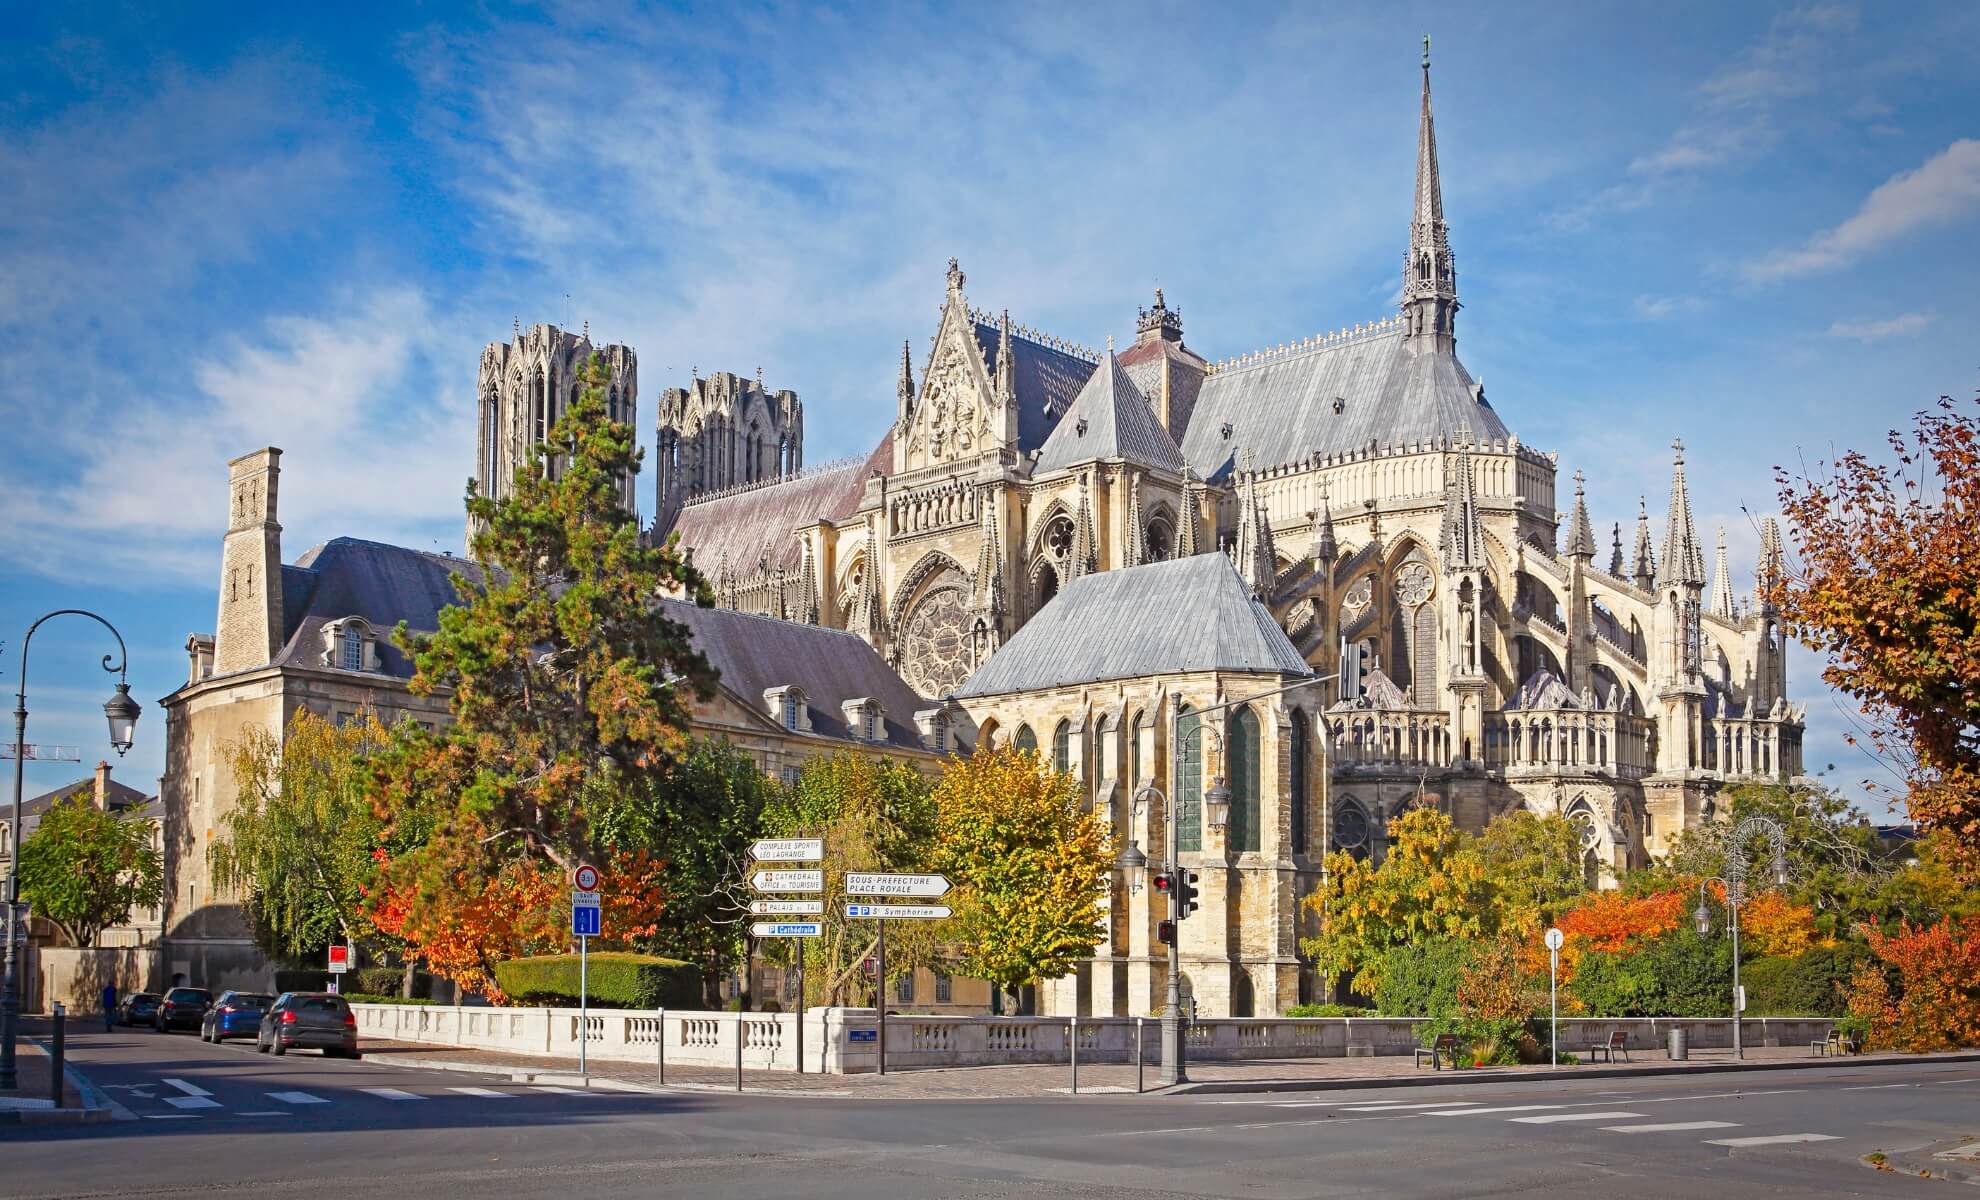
left=235, top=1111, right=292, bottom=1117
left=1341, top=1102, right=1482, bottom=1112
left=164, top=1096, right=221, bottom=1109
left=1840, top=1083, right=1911, bottom=1091
left=161, top=1078, right=213, bottom=1098
left=1508, top=1111, right=1645, bottom=1124
left=144, top=1114, right=200, bottom=1120
left=1602, top=1121, right=1741, bottom=1133
left=447, top=1087, right=513, bottom=1098
left=360, top=1087, right=424, bottom=1101
left=1431, top=1105, right=1570, bottom=1116
left=1706, top=1133, right=1842, bottom=1147
left=266, top=1091, right=329, bottom=1105
left=529, top=1086, right=589, bottom=1095
left=1635, top=1089, right=1803, bottom=1104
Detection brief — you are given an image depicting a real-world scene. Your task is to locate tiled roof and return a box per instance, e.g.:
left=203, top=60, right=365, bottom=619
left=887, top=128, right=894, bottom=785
left=1179, top=326, right=1509, bottom=482
left=273, top=538, right=487, bottom=680
left=659, top=600, right=930, bottom=751
left=956, top=554, right=1310, bottom=697
left=20, top=774, right=151, bottom=818
left=667, top=434, right=890, bottom=578
left=1033, top=349, right=1186, bottom=476
left=970, top=320, right=1097, bottom=452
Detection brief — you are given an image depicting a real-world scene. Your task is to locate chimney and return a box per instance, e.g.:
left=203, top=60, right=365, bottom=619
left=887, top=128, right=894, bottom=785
left=94, top=761, right=111, bottom=809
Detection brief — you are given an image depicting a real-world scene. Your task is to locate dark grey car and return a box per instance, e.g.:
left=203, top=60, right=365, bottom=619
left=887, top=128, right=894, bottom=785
left=255, top=992, right=360, bottom=1058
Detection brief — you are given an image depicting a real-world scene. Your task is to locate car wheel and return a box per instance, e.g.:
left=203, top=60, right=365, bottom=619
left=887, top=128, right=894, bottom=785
left=272, top=1039, right=286, bottom=1056
left=256, top=1035, right=270, bottom=1054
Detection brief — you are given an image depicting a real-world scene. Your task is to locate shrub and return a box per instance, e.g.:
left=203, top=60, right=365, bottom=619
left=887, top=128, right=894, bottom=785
left=1569, top=932, right=1732, bottom=1017
left=351, top=967, right=403, bottom=996
left=1419, top=1016, right=1534, bottom=1066
left=1847, top=916, right=1980, bottom=1051
left=1374, top=939, right=1481, bottom=1018
left=1284, top=1003, right=1377, bottom=1017
left=492, top=952, right=700, bottom=1009
left=343, top=994, right=440, bottom=1006
left=1742, top=944, right=1867, bottom=1017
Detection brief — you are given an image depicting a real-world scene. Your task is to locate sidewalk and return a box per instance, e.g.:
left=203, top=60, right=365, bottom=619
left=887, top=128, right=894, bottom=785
left=0, top=1025, right=106, bottom=1127
left=356, top=1036, right=1980, bottom=1102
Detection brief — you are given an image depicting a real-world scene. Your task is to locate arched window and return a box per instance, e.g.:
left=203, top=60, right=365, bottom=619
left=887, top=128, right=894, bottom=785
left=1033, top=562, right=1060, bottom=614
left=1144, top=516, right=1174, bottom=563
left=1176, top=706, right=1201, bottom=852
left=1332, top=800, right=1371, bottom=861
left=340, top=626, right=363, bottom=672
left=1052, top=719, right=1072, bottom=775
left=1129, top=709, right=1149, bottom=786
left=781, top=694, right=799, bottom=730
left=1013, top=724, right=1038, bottom=754
left=1289, top=713, right=1308, bottom=856
left=1228, top=706, right=1261, bottom=853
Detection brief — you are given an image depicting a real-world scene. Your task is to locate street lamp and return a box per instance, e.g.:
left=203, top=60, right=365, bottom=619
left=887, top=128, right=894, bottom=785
left=3, top=610, right=138, bottom=1090
left=1693, top=814, right=1789, bottom=1061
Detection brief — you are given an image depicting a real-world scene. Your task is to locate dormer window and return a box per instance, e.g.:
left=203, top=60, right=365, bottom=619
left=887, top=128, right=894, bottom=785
left=340, top=627, right=363, bottom=671
left=914, top=707, right=952, bottom=752
left=782, top=694, right=799, bottom=730
left=321, top=618, right=375, bottom=673
left=763, top=686, right=812, bottom=734
left=842, top=697, right=884, bottom=742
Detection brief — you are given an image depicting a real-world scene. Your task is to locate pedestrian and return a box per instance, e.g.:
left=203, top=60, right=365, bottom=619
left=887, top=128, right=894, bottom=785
left=102, top=981, right=117, bottom=1032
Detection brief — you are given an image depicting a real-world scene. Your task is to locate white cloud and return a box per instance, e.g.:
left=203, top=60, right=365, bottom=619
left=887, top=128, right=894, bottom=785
left=1746, top=139, right=1980, bottom=280
left=1631, top=294, right=1708, bottom=320
left=1825, top=312, right=1933, bottom=341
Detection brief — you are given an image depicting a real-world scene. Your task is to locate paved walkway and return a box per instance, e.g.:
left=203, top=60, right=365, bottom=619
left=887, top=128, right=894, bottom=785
left=0, top=1035, right=87, bottom=1122
left=355, top=1035, right=1980, bottom=1101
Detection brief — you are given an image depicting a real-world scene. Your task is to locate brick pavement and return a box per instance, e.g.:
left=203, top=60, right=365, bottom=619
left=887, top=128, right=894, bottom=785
left=355, top=1035, right=1977, bottom=1101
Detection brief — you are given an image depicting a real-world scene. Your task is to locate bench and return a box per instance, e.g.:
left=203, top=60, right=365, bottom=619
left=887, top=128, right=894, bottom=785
left=1586, top=1030, right=1630, bottom=1063
left=1414, top=1032, right=1461, bottom=1071
left=1815, top=1030, right=1863, bottom=1057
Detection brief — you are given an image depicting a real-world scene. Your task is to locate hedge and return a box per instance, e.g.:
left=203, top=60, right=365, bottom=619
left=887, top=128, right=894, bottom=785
left=1284, top=1003, right=1378, bottom=1017
left=1742, top=944, right=1867, bottom=1017
left=1374, top=939, right=1481, bottom=1018
left=493, top=952, right=700, bottom=1009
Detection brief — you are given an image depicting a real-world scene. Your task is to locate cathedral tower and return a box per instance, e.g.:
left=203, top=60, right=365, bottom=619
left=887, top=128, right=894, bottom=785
left=654, top=369, right=802, bottom=508
left=213, top=448, right=283, bottom=674
left=1401, top=37, right=1459, bottom=348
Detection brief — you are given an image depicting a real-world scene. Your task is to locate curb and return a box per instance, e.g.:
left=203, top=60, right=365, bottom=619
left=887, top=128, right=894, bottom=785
left=1167, top=1050, right=1980, bottom=1095
left=367, top=1052, right=858, bottom=1097
left=1870, top=1136, right=1980, bottom=1184
left=0, top=1039, right=118, bottom=1127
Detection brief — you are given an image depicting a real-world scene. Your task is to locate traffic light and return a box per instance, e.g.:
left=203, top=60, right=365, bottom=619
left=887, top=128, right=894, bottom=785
left=1157, top=919, right=1177, bottom=946
left=1152, top=872, right=1173, bottom=899
left=1176, top=870, right=1200, bottom=916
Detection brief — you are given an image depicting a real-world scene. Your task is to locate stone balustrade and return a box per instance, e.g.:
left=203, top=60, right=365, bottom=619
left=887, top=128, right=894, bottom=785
left=1326, top=711, right=1453, bottom=769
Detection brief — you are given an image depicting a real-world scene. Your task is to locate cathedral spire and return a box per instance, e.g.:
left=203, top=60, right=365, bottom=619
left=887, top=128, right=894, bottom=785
left=1709, top=524, right=1736, bottom=618
left=1069, top=472, right=1098, bottom=581
left=1124, top=473, right=1144, bottom=568
left=1311, top=482, right=1338, bottom=565
left=1439, top=431, right=1486, bottom=573
left=1402, top=37, right=1459, bottom=347
left=1655, top=439, right=1706, bottom=589
left=996, top=309, right=1015, bottom=405
left=1565, top=469, right=1597, bottom=561
left=1178, top=468, right=1200, bottom=557
left=1610, top=522, right=1624, bottom=576
left=796, top=536, right=820, bottom=624
left=974, top=493, right=1007, bottom=616
left=1754, top=516, right=1785, bottom=613
left=896, top=338, right=915, bottom=425
left=1632, top=497, right=1656, bottom=589
left=1234, top=463, right=1275, bottom=596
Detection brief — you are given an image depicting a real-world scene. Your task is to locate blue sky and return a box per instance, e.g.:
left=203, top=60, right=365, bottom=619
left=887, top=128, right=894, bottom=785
left=3, top=2, right=1974, bottom=813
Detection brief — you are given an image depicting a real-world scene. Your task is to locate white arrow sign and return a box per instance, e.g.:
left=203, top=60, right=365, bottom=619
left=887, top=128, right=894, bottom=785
left=845, top=904, right=952, bottom=920
left=845, top=872, right=951, bottom=898
left=750, top=869, right=824, bottom=893
left=749, top=838, right=825, bottom=862
left=749, top=899, right=824, bottom=916
left=750, top=921, right=824, bottom=938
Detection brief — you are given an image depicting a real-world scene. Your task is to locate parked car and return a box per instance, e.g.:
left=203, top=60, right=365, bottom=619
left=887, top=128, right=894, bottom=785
left=256, top=992, right=360, bottom=1059
left=154, top=987, right=213, bottom=1033
left=117, top=992, right=161, bottom=1026
left=201, top=991, right=274, bottom=1043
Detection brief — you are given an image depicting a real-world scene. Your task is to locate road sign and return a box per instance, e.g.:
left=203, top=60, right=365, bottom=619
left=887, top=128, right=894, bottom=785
left=750, top=921, right=823, bottom=938
left=845, top=904, right=951, bottom=920
left=749, top=899, right=824, bottom=916
left=845, top=872, right=951, bottom=898
left=1544, top=927, right=1564, bottom=952
left=750, top=869, right=824, bottom=893
left=327, top=944, right=351, bottom=974
left=572, top=863, right=601, bottom=891
left=573, top=904, right=602, bottom=938
left=749, top=838, right=824, bottom=862
left=572, top=890, right=601, bottom=906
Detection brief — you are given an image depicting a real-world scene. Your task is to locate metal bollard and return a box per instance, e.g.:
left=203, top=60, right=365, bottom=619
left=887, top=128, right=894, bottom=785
left=735, top=1012, right=745, bottom=1093
left=1134, top=1016, right=1144, bottom=1094
left=655, top=1007, right=666, bottom=1086
left=1069, top=1015, right=1078, bottom=1095
left=51, top=1003, right=65, bottom=1108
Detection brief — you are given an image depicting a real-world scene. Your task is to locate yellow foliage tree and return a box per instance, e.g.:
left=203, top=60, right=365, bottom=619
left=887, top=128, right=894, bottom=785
left=930, top=746, right=1109, bottom=1007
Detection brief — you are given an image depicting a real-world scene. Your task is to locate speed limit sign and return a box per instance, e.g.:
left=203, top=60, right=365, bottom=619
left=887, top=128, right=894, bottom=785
left=572, top=863, right=601, bottom=892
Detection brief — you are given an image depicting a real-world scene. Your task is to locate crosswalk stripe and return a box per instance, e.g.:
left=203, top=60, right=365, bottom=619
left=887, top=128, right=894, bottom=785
left=1508, top=1111, right=1644, bottom=1124
left=1706, top=1133, right=1842, bottom=1147
left=1342, top=1102, right=1481, bottom=1112
left=1430, top=1105, right=1568, bottom=1116
left=1602, top=1121, right=1741, bottom=1133
left=162, top=1077, right=214, bottom=1098
left=447, top=1087, right=513, bottom=1098
left=361, top=1088, right=425, bottom=1101
left=266, top=1091, right=329, bottom=1105
left=529, top=1086, right=589, bottom=1095
left=235, top=1111, right=292, bottom=1117
left=164, top=1096, right=221, bottom=1109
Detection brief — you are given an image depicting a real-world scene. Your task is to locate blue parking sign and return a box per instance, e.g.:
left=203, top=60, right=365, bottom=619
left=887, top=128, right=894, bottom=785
left=572, top=903, right=601, bottom=938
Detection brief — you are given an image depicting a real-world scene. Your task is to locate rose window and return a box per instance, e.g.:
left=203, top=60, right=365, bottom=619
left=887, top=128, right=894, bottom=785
left=1394, top=561, right=1434, bottom=608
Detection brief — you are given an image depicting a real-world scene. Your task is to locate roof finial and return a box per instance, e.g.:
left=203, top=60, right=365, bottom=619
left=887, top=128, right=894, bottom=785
left=1106, top=334, right=1115, bottom=353
left=946, top=256, right=965, bottom=296
left=1423, top=33, right=1431, bottom=69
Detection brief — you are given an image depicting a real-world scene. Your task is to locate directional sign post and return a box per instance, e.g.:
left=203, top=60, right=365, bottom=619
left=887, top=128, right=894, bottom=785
left=573, top=886, right=604, bottom=1074
left=750, top=869, right=824, bottom=893
left=749, top=922, right=823, bottom=938
left=844, top=904, right=952, bottom=920
left=844, top=872, right=952, bottom=898
left=749, top=899, right=824, bottom=916
left=748, top=838, right=825, bottom=863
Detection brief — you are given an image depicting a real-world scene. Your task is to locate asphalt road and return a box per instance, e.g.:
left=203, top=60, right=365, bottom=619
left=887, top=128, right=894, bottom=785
left=6, top=1024, right=1975, bottom=1199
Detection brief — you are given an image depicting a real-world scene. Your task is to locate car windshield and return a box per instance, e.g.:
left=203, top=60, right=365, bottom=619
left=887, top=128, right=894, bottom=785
left=167, top=989, right=210, bottom=1003
left=234, top=994, right=273, bottom=1007
left=297, top=997, right=348, bottom=1015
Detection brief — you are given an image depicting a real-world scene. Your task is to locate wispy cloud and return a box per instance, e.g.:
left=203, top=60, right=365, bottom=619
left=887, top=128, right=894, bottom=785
left=1825, top=311, right=1933, bottom=340
left=1632, top=294, right=1708, bottom=320
left=1746, top=139, right=1980, bottom=280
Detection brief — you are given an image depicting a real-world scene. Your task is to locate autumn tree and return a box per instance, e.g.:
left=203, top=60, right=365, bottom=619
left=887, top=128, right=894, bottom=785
left=1475, top=810, right=1588, bottom=939
left=756, top=752, right=938, bottom=1007
left=17, top=797, right=162, bottom=948
left=929, top=746, right=1109, bottom=1012
left=1773, top=395, right=1980, bottom=874
left=209, top=709, right=389, bottom=961
left=1846, top=916, right=1980, bottom=1051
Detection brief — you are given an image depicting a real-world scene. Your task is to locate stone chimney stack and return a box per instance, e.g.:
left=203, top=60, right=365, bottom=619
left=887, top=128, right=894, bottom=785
left=213, top=447, right=284, bottom=674
left=93, top=761, right=111, bottom=809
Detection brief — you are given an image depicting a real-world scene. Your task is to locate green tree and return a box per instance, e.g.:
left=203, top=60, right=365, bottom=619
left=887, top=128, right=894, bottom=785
left=929, top=746, right=1109, bottom=1011
left=757, top=752, right=937, bottom=1006
left=1569, top=931, right=1733, bottom=1018
left=591, top=737, right=775, bottom=1004
left=209, top=708, right=390, bottom=961
left=1476, top=810, right=1588, bottom=938
left=378, top=352, right=716, bottom=914
left=18, top=797, right=162, bottom=948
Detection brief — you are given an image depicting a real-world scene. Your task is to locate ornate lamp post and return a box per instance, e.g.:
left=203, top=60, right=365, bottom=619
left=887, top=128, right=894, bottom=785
left=2, top=610, right=139, bottom=1090
left=1692, top=814, right=1789, bottom=1061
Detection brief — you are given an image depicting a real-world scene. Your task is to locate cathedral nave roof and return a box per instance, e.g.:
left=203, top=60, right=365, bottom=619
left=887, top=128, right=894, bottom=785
left=1032, top=346, right=1186, bottom=476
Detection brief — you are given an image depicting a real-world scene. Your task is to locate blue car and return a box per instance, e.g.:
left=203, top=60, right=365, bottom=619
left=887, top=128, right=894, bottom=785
left=200, top=991, right=274, bottom=1042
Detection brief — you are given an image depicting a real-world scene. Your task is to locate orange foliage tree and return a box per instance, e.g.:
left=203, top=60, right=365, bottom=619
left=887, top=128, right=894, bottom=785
left=1846, top=916, right=1980, bottom=1052
left=1773, top=395, right=1980, bottom=875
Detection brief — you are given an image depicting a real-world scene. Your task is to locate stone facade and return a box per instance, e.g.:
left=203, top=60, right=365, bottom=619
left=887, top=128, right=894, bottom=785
left=654, top=369, right=804, bottom=518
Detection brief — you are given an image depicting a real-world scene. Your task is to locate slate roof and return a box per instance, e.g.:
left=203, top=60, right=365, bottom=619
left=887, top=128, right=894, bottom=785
left=1033, top=348, right=1187, bottom=476
left=658, top=600, right=930, bottom=751
left=20, top=773, right=151, bottom=819
left=1178, top=325, right=1509, bottom=482
left=970, top=320, right=1098, bottom=452
left=666, top=433, right=890, bottom=578
left=271, top=538, right=486, bottom=680
left=955, top=554, right=1311, bottom=697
